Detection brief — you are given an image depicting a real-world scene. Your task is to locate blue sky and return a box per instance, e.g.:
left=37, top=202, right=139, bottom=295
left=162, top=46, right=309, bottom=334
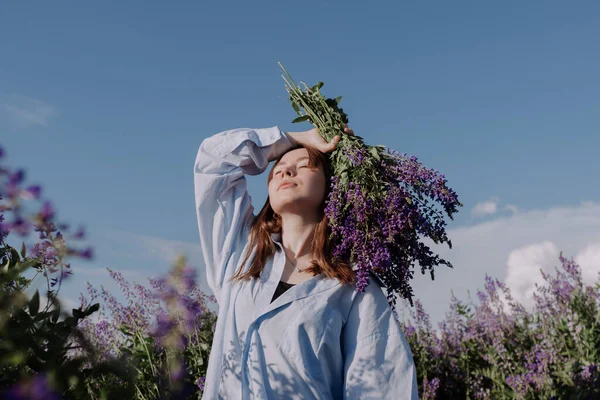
left=2, top=1, right=599, bottom=323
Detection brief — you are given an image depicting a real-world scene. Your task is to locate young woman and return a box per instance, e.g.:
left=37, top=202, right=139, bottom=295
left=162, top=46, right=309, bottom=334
left=194, top=126, right=418, bottom=399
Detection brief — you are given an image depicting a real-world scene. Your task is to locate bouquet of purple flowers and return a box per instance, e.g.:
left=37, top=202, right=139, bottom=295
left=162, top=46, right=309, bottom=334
left=279, top=64, right=462, bottom=306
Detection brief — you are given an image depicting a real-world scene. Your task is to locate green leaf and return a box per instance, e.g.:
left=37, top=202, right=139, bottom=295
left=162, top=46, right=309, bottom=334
left=119, top=325, right=133, bottom=336
left=29, top=291, right=40, bottom=316
left=341, top=171, right=349, bottom=187
left=9, top=248, right=21, bottom=267
left=17, top=259, right=40, bottom=271
left=33, top=311, right=53, bottom=322
left=51, top=306, right=61, bottom=323
left=291, top=101, right=300, bottom=114
left=72, top=308, right=85, bottom=319
left=369, top=147, right=381, bottom=161
left=312, top=81, right=324, bottom=91
left=335, top=96, right=342, bottom=104
left=1, top=256, right=10, bottom=273
left=291, top=115, right=311, bottom=124
left=85, top=302, right=100, bottom=316
left=20, top=242, right=27, bottom=258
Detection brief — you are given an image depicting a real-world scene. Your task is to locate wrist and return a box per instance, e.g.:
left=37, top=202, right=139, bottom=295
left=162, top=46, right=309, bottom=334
left=284, top=130, right=305, bottom=146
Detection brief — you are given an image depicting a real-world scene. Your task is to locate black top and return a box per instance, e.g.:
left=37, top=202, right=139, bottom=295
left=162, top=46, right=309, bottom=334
left=271, top=280, right=295, bottom=303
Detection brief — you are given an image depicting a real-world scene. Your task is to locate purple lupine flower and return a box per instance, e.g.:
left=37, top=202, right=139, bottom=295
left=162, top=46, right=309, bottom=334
left=323, top=149, right=461, bottom=303
left=4, top=374, right=61, bottom=400
left=31, top=240, right=59, bottom=267
left=9, top=216, right=29, bottom=236
left=505, top=374, right=528, bottom=398
left=196, top=376, right=206, bottom=391
left=21, top=184, right=42, bottom=200
left=79, top=247, right=93, bottom=259
left=8, top=169, right=25, bottom=186
left=421, top=377, right=440, bottom=400
left=282, top=70, right=463, bottom=306
left=151, top=259, right=205, bottom=350
left=346, top=146, right=368, bottom=166
left=578, top=364, right=599, bottom=387
left=403, top=323, right=416, bottom=337
left=73, top=226, right=85, bottom=239
left=39, top=200, right=55, bottom=221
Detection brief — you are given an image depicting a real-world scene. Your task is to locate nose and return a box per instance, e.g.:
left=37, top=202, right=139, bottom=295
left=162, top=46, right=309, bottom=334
left=279, top=166, right=295, bottom=177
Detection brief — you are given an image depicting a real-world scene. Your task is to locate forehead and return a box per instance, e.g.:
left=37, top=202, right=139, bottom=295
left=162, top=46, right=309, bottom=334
left=277, top=148, right=310, bottom=165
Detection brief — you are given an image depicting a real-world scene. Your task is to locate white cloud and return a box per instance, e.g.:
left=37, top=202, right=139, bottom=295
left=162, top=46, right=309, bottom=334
left=0, top=94, right=56, bottom=128
left=575, top=242, right=600, bottom=284
left=410, top=201, right=600, bottom=325
left=471, top=197, right=499, bottom=217
left=505, top=241, right=560, bottom=309
left=471, top=198, right=520, bottom=218
left=502, top=241, right=600, bottom=312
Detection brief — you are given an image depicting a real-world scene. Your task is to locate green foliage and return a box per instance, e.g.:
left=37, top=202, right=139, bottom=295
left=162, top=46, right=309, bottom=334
left=77, top=258, right=218, bottom=399
left=403, top=256, right=600, bottom=399
left=0, top=241, right=135, bottom=399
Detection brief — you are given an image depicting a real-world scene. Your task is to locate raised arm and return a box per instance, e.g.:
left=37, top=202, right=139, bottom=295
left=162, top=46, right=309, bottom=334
left=342, top=279, right=419, bottom=399
left=193, top=127, right=294, bottom=303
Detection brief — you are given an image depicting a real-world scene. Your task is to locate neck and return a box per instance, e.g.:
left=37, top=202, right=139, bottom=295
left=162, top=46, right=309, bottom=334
left=279, top=213, right=319, bottom=260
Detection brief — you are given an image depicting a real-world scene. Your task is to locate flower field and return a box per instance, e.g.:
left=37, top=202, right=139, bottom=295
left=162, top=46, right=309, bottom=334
left=1, top=139, right=598, bottom=399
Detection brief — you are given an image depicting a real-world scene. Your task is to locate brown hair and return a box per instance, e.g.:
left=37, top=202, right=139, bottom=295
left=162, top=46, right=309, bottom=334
left=231, top=145, right=355, bottom=285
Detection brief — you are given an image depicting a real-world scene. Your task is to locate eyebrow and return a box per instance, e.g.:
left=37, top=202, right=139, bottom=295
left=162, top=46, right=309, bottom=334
left=275, top=156, right=310, bottom=167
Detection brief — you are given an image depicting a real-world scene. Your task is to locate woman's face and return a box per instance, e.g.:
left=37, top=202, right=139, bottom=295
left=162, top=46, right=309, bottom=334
left=268, top=148, right=327, bottom=217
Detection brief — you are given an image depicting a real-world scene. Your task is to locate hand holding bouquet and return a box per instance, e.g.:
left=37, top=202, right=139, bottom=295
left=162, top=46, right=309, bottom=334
left=279, top=63, right=462, bottom=306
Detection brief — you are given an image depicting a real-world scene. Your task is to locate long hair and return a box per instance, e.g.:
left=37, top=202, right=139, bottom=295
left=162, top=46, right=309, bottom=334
left=231, top=145, right=354, bottom=285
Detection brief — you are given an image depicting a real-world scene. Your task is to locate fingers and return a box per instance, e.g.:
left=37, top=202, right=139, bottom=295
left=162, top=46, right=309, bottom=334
left=324, top=135, right=341, bottom=153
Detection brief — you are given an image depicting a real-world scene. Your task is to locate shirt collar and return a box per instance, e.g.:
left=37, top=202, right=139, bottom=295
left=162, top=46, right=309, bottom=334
left=268, top=232, right=382, bottom=285
left=270, top=232, right=282, bottom=244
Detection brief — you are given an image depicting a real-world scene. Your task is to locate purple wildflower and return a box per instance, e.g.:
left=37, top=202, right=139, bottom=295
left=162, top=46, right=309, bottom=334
left=8, top=169, right=25, bottom=186
left=21, top=184, right=42, bottom=200
left=79, top=247, right=93, bottom=259
left=39, top=200, right=55, bottom=221
left=4, top=374, right=61, bottom=400
left=421, top=377, right=440, bottom=400
left=73, top=226, right=86, bottom=239
left=9, top=216, right=29, bottom=236
left=322, top=145, right=461, bottom=304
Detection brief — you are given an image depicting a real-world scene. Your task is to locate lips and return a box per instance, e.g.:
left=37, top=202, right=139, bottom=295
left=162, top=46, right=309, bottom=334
left=278, top=181, right=297, bottom=190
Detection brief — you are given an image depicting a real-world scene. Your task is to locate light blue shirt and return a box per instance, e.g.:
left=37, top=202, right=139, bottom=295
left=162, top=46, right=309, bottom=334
left=194, top=127, right=419, bottom=399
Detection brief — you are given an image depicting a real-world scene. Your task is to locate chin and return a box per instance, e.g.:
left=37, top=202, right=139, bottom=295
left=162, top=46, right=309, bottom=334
left=272, top=201, right=321, bottom=216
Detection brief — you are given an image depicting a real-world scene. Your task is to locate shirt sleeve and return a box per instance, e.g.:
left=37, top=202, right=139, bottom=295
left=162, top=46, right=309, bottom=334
left=193, top=126, right=294, bottom=303
left=342, top=279, right=419, bottom=399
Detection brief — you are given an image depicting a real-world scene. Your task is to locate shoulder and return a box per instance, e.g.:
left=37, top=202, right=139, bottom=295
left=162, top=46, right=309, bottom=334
left=341, top=273, right=400, bottom=336
left=350, top=274, right=392, bottom=313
